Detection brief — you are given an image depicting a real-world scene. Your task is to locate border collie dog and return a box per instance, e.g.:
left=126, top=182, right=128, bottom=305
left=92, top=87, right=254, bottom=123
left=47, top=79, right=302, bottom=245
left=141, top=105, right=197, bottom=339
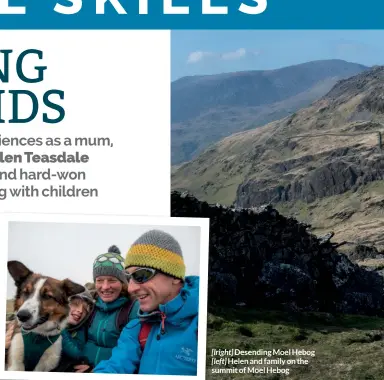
left=6, top=260, right=84, bottom=372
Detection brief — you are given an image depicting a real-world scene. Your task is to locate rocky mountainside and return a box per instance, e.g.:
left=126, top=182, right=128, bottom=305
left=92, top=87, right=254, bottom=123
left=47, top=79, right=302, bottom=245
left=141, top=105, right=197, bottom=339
left=172, top=60, right=368, bottom=164
left=171, top=191, right=384, bottom=316
left=172, top=66, right=384, bottom=248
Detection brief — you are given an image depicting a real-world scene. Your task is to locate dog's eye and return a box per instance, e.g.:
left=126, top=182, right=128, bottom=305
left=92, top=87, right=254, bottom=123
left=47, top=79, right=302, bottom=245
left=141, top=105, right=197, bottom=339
left=42, top=293, right=53, bottom=300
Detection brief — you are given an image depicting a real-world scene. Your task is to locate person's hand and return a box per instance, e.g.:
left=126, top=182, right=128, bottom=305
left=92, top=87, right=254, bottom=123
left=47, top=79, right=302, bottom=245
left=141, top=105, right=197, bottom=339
left=74, top=364, right=91, bottom=373
left=5, top=321, right=16, bottom=350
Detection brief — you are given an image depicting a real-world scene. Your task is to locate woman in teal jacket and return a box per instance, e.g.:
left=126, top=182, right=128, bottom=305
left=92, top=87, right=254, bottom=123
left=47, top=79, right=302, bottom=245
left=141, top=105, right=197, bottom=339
left=94, top=275, right=199, bottom=375
left=79, top=245, right=139, bottom=369
left=60, top=245, right=138, bottom=372
left=81, top=292, right=138, bottom=366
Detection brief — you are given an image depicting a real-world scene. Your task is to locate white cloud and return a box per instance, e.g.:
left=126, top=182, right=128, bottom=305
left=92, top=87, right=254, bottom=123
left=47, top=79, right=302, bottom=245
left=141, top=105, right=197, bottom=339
left=186, top=48, right=260, bottom=64
left=187, top=51, right=215, bottom=63
left=221, top=48, right=247, bottom=60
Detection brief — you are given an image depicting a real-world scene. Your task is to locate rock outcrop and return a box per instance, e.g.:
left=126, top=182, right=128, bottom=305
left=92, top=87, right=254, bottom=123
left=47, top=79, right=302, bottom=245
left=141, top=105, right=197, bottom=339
left=349, top=244, right=384, bottom=262
left=236, top=157, right=384, bottom=206
left=171, top=191, right=384, bottom=316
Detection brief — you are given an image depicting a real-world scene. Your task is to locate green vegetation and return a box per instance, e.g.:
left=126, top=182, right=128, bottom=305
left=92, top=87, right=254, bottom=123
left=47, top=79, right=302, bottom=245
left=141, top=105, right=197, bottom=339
left=206, top=307, right=384, bottom=380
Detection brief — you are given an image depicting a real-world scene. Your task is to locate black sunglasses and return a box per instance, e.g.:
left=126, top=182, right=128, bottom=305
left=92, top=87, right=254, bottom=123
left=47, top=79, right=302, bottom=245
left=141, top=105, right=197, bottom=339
left=125, top=267, right=158, bottom=284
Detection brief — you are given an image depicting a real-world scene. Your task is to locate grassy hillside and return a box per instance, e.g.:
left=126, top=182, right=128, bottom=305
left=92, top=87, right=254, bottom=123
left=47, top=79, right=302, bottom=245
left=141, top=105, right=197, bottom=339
left=206, top=307, right=384, bottom=380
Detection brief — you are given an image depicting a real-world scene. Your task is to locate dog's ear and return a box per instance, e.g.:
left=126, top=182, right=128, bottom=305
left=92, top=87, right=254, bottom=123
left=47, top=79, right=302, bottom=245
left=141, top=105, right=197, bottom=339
left=62, top=279, right=85, bottom=297
left=7, top=261, right=32, bottom=286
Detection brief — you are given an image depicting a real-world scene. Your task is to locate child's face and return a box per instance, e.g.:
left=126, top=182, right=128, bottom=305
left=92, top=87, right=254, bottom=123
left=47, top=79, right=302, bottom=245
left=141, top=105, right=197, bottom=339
left=68, top=299, right=88, bottom=325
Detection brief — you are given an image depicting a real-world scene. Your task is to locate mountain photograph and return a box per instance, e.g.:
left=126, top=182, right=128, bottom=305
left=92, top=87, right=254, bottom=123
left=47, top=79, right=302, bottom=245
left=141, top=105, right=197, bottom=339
left=171, top=30, right=384, bottom=380
left=172, top=64, right=384, bottom=248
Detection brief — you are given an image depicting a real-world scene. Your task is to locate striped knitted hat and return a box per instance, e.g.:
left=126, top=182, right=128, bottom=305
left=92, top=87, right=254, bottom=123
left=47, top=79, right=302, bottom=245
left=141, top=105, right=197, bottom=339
left=93, top=245, right=127, bottom=284
left=125, top=230, right=185, bottom=280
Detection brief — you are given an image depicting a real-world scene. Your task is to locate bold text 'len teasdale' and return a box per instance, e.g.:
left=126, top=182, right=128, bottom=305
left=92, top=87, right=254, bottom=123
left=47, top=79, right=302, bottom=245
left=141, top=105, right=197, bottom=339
left=0, top=152, right=88, bottom=163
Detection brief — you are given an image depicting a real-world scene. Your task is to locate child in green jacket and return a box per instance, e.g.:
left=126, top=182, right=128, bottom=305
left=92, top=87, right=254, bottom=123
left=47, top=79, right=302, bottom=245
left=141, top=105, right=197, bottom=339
left=53, top=289, right=95, bottom=372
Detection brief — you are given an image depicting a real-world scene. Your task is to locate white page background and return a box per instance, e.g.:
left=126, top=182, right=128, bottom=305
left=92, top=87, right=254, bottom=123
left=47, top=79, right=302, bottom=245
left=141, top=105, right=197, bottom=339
left=0, top=30, right=170, bottom=216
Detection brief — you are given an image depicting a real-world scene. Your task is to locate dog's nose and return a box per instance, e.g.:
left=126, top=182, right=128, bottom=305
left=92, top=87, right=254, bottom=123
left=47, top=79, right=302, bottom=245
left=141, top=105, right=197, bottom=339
left=17, top=309, right=32, bottom=322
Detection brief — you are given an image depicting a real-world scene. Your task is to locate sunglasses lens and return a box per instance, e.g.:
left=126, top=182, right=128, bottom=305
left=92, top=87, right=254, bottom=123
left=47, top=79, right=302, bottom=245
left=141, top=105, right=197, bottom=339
left=131, top=268, right=156, bottom=283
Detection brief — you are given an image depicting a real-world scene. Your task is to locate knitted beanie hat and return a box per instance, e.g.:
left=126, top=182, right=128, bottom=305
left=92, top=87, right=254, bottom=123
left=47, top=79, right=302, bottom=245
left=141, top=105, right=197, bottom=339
left=93, top=245, right=127, bottom=284
left=68, top=289, right=95, bottom=305
left=125, top=229, right=185, bottom=280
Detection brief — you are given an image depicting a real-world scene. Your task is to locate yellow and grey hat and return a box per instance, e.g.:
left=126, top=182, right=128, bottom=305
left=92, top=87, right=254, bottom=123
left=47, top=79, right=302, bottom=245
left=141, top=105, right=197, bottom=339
left=125, top=230, right=185, bottom=280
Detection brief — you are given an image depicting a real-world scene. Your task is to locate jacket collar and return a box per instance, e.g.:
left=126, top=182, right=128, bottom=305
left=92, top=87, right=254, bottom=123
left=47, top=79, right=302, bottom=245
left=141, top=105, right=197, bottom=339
left=95, top=296, right=128, bottom=312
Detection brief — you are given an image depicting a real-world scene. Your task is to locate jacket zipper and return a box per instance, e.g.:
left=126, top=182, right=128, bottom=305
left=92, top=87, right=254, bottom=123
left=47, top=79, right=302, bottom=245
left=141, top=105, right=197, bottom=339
left=102, top=317, right=109, bottom=347
left=94, top=314, right=106, bottom=365
left=156, top=312, right=167, bottom=373
left=96, top=318, right=103, bottom=345
left=156, top=312, right=167, bottom=338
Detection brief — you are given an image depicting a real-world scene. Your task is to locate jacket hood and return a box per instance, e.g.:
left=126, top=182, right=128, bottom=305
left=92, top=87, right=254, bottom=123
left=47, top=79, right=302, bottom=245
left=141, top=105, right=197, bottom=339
left=69, top=289, right=96, bottom=305
left=138, top=275, right=199, bottom=326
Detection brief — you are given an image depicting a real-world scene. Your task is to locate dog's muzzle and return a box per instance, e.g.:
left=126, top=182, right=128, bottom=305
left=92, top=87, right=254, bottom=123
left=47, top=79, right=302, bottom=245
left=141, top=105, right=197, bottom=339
left=17, top=310, right=48, bottom=331
left=17, top=309, right=32, bottom=323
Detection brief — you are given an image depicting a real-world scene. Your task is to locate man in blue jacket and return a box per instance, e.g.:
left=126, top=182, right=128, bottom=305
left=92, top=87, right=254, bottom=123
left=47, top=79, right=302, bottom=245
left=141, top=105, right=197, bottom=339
left=93, top=229, right=199, bottom=376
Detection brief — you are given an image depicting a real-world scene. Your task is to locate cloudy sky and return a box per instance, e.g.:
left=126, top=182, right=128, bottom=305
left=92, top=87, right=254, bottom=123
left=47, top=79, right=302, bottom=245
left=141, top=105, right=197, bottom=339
left=7, top=222, right=201, bottom=299
left=171, top=30, right=384, bottom=80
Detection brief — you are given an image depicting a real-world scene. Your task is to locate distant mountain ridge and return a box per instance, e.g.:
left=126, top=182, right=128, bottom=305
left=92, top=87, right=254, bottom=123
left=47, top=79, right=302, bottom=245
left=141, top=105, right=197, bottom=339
left=171, top=59, right=369, bottom=164
left=172, top=65, right=384, bottom=248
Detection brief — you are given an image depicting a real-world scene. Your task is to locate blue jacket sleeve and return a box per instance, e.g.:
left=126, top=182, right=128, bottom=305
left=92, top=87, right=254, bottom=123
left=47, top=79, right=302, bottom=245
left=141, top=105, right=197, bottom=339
left=93, top=320, right=142, bottom=374
left=61, top=327, right=86, bottom=360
